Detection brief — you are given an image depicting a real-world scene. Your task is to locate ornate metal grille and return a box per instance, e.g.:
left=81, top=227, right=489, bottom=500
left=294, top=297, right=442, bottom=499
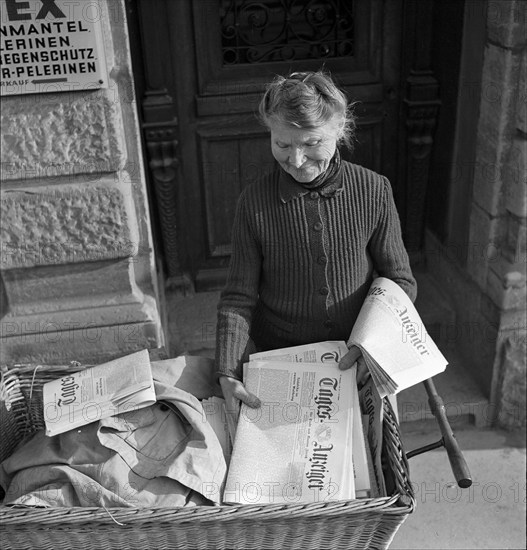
left=219, top=0, right=354, bottom=64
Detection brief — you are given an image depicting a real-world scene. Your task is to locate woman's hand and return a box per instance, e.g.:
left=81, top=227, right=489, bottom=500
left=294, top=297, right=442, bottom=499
left=338, top=345, right=370, bottom=386
left=219, top=375, right=261, bottom=444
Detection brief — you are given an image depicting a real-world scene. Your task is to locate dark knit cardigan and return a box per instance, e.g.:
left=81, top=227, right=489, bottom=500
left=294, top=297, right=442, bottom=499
left=216, top=159, right=417, bottom=379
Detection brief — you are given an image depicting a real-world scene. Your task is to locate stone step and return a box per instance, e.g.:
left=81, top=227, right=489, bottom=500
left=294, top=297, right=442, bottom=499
left=398, top=271, right=489, bottom=430
left=397, top=346, right=491, bottom=431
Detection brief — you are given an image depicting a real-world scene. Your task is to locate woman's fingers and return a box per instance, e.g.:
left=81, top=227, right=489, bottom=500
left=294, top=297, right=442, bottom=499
left=219, top=376, right=261, bottom=411
left=219, top=376, right=261, bottom=444
left=338, top=345, right=361, bottom=370
left=231, top=383, right=261, bottom=409
left=339, top=346, right=371, bottom=387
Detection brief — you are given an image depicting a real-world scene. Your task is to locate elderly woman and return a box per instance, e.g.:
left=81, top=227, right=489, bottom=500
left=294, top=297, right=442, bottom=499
left=216, top=71, right=416, bottom=411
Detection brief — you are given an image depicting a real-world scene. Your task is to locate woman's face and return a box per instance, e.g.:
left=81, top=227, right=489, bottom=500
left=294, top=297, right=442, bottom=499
left=269, top=119, right=339, bottom=183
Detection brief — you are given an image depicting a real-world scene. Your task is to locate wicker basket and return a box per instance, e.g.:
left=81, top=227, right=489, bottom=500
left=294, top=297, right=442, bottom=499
left=0, top=363, right=415, bottom=550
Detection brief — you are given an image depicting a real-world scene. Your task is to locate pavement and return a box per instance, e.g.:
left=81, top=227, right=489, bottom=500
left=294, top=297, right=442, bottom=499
left=391, top=426, right=526, bottom=550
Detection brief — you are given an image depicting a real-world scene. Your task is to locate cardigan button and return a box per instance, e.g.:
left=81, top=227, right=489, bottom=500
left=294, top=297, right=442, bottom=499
left=319, top=286, right=329, bottom=296
left=313, top=221, right=323, bottom=231
left=317, top=255, right=327, bottom=265
left=309, top=191, right=319, bottom=200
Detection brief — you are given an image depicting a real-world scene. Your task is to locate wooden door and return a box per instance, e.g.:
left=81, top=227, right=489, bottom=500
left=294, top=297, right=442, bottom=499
left=130, top=0, right=406, bottom=291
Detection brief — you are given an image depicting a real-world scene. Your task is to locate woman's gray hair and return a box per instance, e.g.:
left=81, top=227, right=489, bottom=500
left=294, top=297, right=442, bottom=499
left=258, top=71, right=357, bottom=149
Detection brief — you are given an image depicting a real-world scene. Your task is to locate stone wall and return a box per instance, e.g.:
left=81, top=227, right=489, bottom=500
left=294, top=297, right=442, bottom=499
left=426, top=0, right=526, bottom=429
left=0, top=1, right=163, bottom=364
left=485, top=0, right=527, bottom=430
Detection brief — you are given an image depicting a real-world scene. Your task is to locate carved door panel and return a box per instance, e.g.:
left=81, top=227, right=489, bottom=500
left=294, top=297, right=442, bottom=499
left=133, top=0, right=405, bottom=291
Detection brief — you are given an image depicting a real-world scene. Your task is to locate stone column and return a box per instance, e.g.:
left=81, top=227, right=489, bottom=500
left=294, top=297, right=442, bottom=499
left=467, top=0, right=526, bottom=429
left=0, top=1, right=163, bottom=364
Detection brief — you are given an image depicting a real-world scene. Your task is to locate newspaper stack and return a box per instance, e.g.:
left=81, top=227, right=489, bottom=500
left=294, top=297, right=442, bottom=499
left=222, top=341, right=376, bottom=505
left=348, top=277, right=448, bottom=397
left=222, top=278, right=448, bottom=504
left=43, top=349, right=156, bottom=437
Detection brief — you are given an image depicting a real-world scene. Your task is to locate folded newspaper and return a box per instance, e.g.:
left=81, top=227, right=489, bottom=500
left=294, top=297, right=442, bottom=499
left=252, top=342, right=375, bottom=498
left=221, top=342, right=385, bottom=505
left=43, top=349, right=156, bottom=436
left=222, top=340, right=367, bottom=505
left=348, top=277, right=448, bottom=397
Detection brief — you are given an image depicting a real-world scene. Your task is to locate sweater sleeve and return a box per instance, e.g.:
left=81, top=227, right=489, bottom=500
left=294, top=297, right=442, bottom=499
left=368, top=177, right=417, bottom=302
left=215, top=188, right=261, bottom=379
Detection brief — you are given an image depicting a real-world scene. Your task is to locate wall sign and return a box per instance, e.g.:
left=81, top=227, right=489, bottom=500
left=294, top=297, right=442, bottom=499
left=0, top=0, right=108, bottom=96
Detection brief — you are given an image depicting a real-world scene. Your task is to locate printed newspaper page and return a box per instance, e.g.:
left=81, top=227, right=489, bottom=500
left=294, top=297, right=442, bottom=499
left=251, top=341, right=373, bottom=498
left=43, top=349, right=156, bottom=436
left=348, top=277, right=448, bottom=396
left=223, top=360, right=355, bottom=505
left=358, top=376, right=386, bottom=496
left=250, top=341, right=349, bottom=364
left=350, top=368, right=373, bottom=498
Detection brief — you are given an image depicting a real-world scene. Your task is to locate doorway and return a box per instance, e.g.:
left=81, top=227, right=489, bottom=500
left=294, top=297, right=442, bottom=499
left=128, top=0, right=408, bottom=291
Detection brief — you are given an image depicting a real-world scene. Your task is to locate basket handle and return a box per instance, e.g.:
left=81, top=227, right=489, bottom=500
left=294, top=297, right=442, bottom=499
left=407, top=378, right=472, bottom=488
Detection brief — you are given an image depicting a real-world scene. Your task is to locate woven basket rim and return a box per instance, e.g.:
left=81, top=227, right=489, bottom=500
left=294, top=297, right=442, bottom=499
left=0, top=499, right=415, bottom=531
